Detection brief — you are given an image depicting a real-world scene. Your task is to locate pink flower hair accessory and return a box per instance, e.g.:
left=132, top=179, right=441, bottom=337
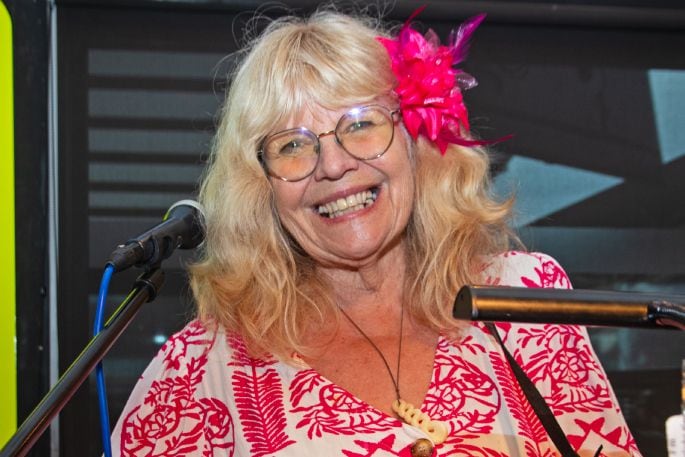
left=377, top=8, right=504, bottom=154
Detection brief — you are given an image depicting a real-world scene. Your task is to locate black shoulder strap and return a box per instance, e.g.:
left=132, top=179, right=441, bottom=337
left=485, top=322, right=597, bottom=457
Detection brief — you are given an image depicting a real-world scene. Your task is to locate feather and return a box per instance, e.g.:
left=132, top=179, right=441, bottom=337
left=449, top=14, right=487, bottom=65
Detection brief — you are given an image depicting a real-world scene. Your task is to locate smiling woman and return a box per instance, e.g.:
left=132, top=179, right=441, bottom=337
left=111, top=6, right=642, bottom=457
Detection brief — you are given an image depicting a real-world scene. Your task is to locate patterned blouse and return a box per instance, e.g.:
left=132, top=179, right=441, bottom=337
left=112, top=251, right=641, bottom=456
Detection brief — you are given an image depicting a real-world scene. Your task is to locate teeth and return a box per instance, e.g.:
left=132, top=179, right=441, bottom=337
left=317, top=189, right=377, bottom=219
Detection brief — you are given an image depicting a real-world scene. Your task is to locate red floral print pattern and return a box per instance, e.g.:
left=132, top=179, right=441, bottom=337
left=160, top=320, right=213, bottom=371
left=290, top=370, right=398, bottom=438
left=118, top=326, right=234, bottom=456
left=427, top=347, right=500, bottom=436
left=112, top=252, right=642, bottom=457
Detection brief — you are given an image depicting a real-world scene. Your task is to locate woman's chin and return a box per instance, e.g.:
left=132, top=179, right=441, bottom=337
left=309, top=234, right=405, bottom=270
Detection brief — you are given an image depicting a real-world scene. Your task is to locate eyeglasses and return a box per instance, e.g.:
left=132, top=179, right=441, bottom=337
left=259, top=105, right=400, bottom=182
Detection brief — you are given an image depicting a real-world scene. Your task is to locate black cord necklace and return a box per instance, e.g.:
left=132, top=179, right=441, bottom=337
left=337, top=304, right=448, bottom=445
left=338, top=304, right=403, bottom=401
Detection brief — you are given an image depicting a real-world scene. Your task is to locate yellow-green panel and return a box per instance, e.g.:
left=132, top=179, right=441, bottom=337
left=0, top=0, right=16, bottom=446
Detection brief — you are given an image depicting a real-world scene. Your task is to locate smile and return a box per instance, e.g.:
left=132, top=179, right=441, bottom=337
left=316, top=188, right=378, bottom=219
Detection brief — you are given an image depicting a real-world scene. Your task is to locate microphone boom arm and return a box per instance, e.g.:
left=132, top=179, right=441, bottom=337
left=454, top=286, right=685, bottom=330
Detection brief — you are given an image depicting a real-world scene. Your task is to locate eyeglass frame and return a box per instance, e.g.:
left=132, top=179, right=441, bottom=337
left=258, top=104, right=401, bottom=182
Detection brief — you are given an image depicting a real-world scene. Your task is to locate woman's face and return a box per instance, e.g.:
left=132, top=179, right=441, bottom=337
left=269, top=103, right=415, bottom=269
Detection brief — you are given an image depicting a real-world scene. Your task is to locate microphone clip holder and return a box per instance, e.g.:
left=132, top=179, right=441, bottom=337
left=649, top=300, right=685, bottom=330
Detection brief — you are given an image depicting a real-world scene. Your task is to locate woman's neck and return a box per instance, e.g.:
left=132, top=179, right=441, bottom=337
left=315, top=236, right=409, bottom=312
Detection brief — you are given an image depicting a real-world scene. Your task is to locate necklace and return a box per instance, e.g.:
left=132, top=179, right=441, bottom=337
left=337, top=305, right=448, bottom=446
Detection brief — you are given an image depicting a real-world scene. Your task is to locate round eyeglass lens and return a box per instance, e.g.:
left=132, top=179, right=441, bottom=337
left=336, top=106, right=395, bottom=160
left=262, top=128, right=319, bottom=181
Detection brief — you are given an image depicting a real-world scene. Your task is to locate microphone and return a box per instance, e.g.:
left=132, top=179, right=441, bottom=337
left=107, top=199, right=205, bottom=272
left=454, top=285, right=685, bottom=329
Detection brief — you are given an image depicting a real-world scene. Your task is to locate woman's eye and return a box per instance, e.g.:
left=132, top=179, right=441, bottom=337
left=279, top=139, right=304, bottom=155
left=345, top=120, right=374, bottom=133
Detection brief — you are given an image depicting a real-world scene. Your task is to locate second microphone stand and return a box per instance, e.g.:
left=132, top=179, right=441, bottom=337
left=0, top=268, right=165, bottom=457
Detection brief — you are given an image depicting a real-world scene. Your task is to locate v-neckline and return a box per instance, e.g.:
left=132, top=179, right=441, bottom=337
left=290, top=333, right=446, bottom=424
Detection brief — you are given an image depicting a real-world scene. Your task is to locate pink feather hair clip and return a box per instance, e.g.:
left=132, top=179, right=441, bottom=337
left=377, top=7, right=505, bottom=154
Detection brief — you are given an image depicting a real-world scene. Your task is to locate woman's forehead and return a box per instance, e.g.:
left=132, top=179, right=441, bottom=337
left=272, top=94, right=397, bottom=131
left=276, top=104, right=346, bottom=130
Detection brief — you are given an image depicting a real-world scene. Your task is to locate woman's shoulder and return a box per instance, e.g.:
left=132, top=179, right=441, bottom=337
left=116, top=319, right=223, bottom=397
left=479, top=250, right=572, bottom=289
left=112, top=320, right=283, bottom=454
left=152, top=319, right=220, bottom=372
left=152, top=319, right=277, bottom=374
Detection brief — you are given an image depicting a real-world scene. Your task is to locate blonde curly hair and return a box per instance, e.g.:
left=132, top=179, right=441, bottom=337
left=190, top=9, right=513, bottom=360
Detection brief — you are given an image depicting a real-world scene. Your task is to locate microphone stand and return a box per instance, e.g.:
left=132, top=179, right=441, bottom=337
left=455, top=285, right=685, bottom=330
left=0, top=268, right=165, bottom=457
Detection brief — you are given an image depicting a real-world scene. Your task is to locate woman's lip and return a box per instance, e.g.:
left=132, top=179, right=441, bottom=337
left=314, top=186, right=380, bottom=220
left=317, top=192, right=379, bottom=222
left=313, top=184, right=380, bottom=208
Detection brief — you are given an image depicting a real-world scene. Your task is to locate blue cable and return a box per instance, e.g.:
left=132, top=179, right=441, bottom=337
left=94, top=264, right=115, bottom=457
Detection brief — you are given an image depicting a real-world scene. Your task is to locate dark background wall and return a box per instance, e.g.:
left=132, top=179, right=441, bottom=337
left=7, top=0, right=685, bottom=456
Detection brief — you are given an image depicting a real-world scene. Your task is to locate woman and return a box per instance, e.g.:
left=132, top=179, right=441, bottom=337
left=112, top=8, right=640, bottom=457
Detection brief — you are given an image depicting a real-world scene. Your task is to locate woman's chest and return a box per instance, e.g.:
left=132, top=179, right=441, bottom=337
left=222, top=329, right=553, bottom=456
left=303, top=332, right=438, bottom=419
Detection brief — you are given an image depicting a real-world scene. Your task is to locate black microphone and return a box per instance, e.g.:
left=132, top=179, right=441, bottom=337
left=454, top=285, right=685, bottom=329
left=107, top=199, right=205, bottom=272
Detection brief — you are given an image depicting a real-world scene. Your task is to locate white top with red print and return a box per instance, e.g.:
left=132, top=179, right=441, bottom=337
left=112, top=251, right=641, bottom=456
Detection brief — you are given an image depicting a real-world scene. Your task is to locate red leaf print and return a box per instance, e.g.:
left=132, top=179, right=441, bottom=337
left=232, top=366, right=295, bottom=456
left=488, top=348, right=551, bottom=456
left=451, top=332, right=486, bottom=356
left=144, top=355, right=208, bottom=408
left=519, top=255, right=571, bottom=290
left=161, top=320, right=215, bottom=371
left=290, top=381, right=397, bottom=438
left=289, top=369, right=323, bottom=407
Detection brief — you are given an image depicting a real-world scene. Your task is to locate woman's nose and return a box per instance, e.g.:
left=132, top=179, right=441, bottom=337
left=312, top=134, right=360, bottom=180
